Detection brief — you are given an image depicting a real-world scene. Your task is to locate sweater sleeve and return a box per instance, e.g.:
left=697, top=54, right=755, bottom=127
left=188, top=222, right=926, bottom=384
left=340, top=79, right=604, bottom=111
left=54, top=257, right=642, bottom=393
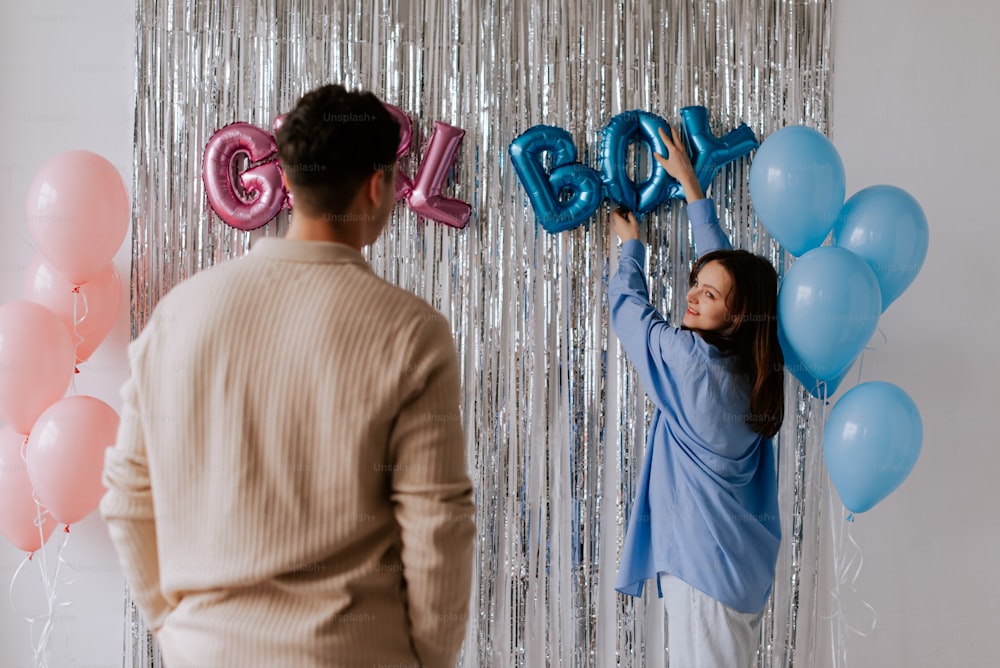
left=100, top=330, right=173, bottom=631
left=388, top=312, right=475, bottom=667
left=688, top=197, right=732, bottom=256
left=608, top=240, right=702, bottom=411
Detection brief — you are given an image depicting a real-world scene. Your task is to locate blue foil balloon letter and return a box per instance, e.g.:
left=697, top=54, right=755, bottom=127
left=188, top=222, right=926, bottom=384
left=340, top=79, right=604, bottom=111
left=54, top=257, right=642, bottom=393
left=598, top=111, right=674, bottom=214
left=680, top=106, right=760, bottom=198
left=509, top=126, right=602, bottom=234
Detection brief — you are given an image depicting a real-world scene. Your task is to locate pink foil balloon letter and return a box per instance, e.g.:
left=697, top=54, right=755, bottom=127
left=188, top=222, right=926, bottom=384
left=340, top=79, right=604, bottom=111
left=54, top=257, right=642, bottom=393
left=203, top=122, right=286, bottom=231
left=400, top=122, right=472, bottom=229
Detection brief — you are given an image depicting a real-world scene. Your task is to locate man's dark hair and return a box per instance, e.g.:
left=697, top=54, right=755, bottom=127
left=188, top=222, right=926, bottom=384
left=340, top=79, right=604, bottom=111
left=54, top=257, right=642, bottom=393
left=277, top=84, right=400, bottom=217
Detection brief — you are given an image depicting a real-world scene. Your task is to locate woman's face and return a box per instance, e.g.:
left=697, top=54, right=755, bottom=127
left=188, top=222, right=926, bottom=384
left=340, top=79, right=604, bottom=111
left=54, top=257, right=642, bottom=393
left=683, top=260, right=734, bottom=333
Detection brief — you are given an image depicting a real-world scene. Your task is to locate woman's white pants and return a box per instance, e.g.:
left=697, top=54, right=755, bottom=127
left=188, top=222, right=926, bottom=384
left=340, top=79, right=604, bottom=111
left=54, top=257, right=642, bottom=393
left=658, top=573, right=762, bottom=668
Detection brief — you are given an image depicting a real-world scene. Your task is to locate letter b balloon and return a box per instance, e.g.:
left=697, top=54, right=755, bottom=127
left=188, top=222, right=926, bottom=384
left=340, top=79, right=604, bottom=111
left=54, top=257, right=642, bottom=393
left=823, top=382, right=922, bottom=513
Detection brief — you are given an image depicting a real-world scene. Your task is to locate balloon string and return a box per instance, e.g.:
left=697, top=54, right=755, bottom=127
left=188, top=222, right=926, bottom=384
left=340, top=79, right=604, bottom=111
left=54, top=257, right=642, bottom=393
left=7, top=501, right=67, bottom=668
left=855, top=327, right=888, bottom=386
left=844, top=519, right=878, bottom=636
left=874, top=326, right=888, bottom=348
left=820, top=505, right=879, bottom=668
left=10, top=434, right=73, bottom=668
left=31, top=525, right=72, bottom=668
left=819, top=480, right=846, bottom=668
left=814, top=385, right=852, bottom=668
left=70, top=289, right=84, bottom=381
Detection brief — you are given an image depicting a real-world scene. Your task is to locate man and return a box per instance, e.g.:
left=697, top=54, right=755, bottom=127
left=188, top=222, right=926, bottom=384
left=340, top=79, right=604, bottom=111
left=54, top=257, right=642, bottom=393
left=101, top=84, right=476, bottom=667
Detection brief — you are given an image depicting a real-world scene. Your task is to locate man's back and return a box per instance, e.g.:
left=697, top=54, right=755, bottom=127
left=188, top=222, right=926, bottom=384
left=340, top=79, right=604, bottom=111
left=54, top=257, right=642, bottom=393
left=102, top=238, right=475, bottom=667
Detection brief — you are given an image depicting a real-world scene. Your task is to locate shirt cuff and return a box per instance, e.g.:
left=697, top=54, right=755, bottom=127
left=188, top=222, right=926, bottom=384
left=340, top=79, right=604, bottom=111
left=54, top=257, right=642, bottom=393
left=620, top=238, right=646, bottom=264
left=687, top=198, right=716, bottom=228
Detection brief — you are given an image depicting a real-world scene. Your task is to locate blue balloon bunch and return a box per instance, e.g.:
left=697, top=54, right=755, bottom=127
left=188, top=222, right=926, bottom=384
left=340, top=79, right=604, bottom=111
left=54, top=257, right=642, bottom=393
left=749, top=125, right=928, bottom=513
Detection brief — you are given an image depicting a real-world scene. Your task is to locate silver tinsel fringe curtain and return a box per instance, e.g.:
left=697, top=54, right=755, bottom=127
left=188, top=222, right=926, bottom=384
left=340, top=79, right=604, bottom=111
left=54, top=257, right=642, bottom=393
left=127, top=1, right=833, bottom=665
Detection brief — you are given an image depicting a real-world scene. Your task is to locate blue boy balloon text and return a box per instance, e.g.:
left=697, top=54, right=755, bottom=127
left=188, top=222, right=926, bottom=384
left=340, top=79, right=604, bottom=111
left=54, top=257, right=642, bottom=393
left=509, top=106, right=759, bottom=234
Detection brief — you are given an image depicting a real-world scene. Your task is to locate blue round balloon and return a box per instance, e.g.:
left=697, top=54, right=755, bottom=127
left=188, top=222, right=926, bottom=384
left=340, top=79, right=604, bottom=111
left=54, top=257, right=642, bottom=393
left=778, top=326, right=852, bottom=399
left=778, top=246, right=881, bottom=382
left=823, top=381, right=922, bottom=513
left=749, top=125, right=845, bottom=256
left=832, top=185, right=928, bottom=312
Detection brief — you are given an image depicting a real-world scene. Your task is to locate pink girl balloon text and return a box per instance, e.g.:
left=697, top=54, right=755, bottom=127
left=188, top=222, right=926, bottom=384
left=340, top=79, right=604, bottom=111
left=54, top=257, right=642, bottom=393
left=202, top=105, right=471, bottom=231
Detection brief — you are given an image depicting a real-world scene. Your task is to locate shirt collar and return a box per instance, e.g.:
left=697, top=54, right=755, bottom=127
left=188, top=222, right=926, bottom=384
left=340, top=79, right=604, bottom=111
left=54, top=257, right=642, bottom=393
left=249, top=237, right=370, bottom=267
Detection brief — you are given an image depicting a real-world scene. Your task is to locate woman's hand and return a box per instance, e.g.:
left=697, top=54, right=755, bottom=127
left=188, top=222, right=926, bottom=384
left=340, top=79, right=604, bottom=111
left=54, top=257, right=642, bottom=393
left=611, top=206, right=640, bottom=243
left=653, top=126, right=705, bottom=202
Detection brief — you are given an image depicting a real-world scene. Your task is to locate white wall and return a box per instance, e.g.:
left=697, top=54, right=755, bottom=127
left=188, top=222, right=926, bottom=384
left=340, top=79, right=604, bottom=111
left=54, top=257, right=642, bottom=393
left=0, top=2, right=134, bottom=667
left=825, top=0, right=1000, bottom=666
left=0, top=1, right=995, bottom=666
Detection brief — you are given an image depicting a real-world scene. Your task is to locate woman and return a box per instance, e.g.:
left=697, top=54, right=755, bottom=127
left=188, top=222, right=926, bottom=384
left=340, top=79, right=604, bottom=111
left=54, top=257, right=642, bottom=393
left=609, top=126, right=784, bottom=667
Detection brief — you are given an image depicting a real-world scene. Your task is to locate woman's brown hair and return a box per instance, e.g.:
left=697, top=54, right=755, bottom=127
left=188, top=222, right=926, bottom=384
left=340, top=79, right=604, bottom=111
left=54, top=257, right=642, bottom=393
left=688, top=250, right=785, bottom=438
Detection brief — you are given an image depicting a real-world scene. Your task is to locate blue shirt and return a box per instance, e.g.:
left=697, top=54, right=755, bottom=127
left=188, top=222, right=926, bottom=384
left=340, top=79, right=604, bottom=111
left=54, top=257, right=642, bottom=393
left=610, top=199, right=781, bottom=614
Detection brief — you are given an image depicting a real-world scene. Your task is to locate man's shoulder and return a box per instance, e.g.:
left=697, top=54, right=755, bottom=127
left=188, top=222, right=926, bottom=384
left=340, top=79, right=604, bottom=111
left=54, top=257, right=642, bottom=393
left=154, top=252, right=447, bottom=329
left=366, top=275, right=449, bottom=328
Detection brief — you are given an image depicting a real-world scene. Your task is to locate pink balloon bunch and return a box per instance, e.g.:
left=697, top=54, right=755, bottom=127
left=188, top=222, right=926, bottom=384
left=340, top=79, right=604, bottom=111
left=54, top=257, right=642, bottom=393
left=0, top=151, right=127, bottom=552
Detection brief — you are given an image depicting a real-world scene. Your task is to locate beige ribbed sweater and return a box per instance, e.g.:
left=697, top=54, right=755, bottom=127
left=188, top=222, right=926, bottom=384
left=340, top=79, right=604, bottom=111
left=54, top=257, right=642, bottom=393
left=101, top=239, right=475, bottom=668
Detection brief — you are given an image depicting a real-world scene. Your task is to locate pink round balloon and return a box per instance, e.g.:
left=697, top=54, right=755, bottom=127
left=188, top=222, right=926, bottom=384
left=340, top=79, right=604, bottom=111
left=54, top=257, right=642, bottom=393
left=0, top=301, right=75, bottom=434
left=0, top=427, right=56, bottom=553
left=24, top=255, right=123, bottom=363
left=26, top=395, right=120, bottom=525
left=26, top=150, right=130, bottom=285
